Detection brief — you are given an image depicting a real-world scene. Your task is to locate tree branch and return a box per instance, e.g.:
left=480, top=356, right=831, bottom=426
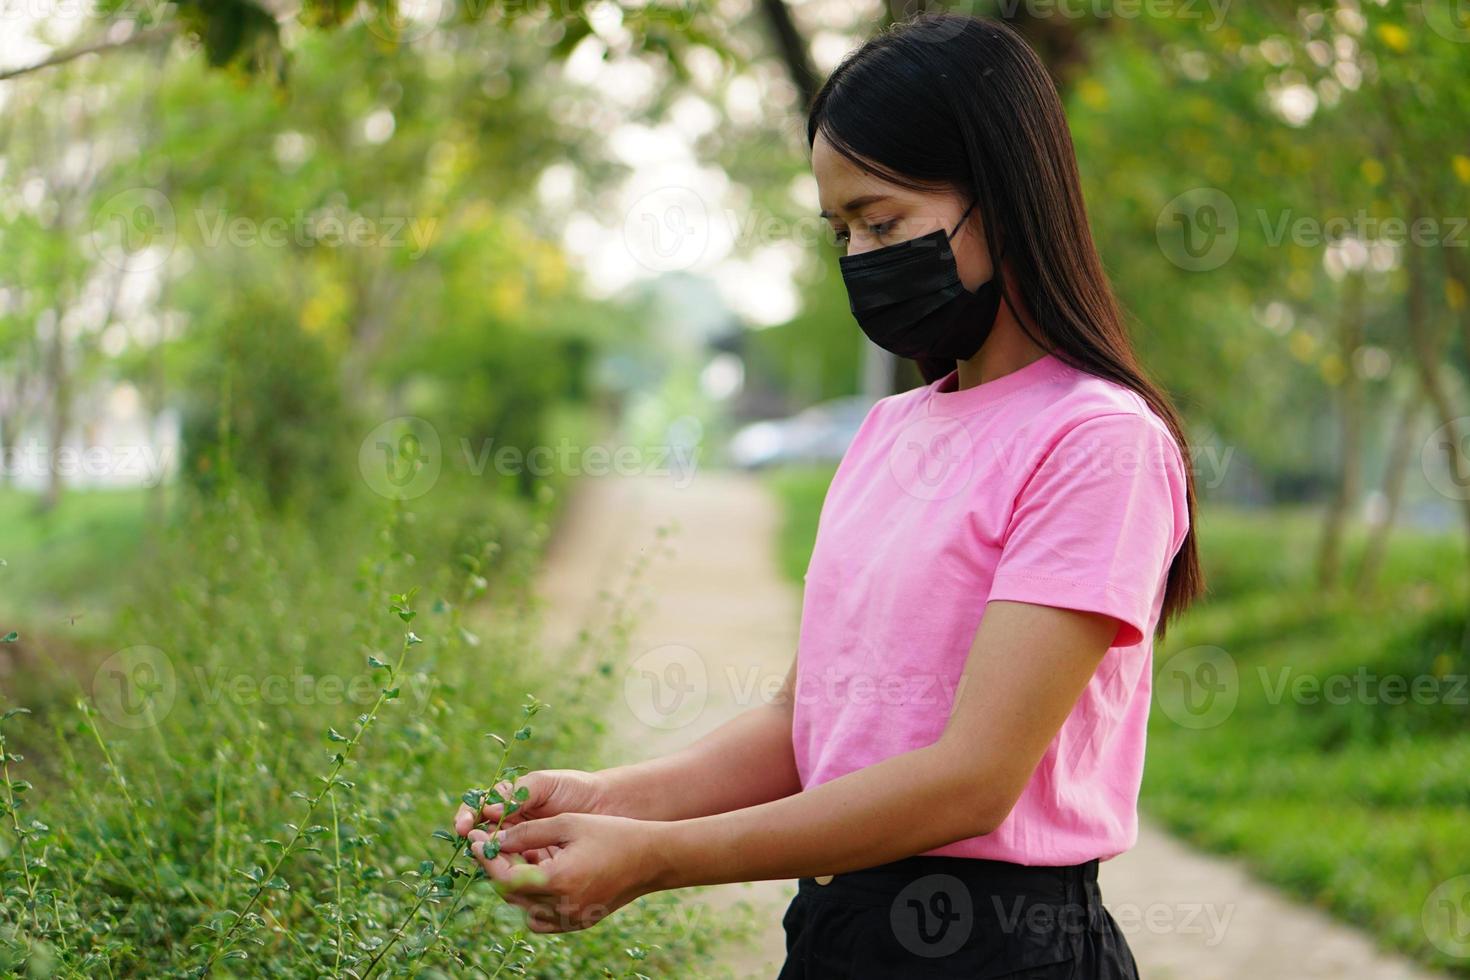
left=0, top=24, right=178, bottom=83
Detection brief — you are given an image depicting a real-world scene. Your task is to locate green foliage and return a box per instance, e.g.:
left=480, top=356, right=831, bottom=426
left=1066, top=3, right=1470, bottom=499
left=0, top=480, right=731, bottom=975
left=180, top=304, right=356, bottom=512
left=0, top=488, right=150, bottom=633
left=764, top=465, right=836, bottom=584
left=1141, top=509, right=1469, bottom=975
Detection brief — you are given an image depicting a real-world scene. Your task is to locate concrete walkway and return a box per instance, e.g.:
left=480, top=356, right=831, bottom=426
left=536, top=470, right=798, bottom=978
left=536, top=469, right=1445, bottom=979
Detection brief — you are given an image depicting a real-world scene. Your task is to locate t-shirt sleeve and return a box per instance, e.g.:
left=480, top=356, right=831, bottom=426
left=986, top=411, right=1189, bottom=648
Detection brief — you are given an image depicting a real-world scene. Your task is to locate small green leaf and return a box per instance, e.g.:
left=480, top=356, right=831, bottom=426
left=0, top=632, right=17, bottom=643
left=326, top=728, right=349, bottom=743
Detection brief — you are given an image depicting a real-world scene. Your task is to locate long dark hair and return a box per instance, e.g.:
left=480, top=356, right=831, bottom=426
left=807, top=13, right=1204, bottom=636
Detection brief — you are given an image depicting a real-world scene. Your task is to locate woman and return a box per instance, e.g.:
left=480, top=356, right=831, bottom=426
left=455, top=14, right=1202, bottom=977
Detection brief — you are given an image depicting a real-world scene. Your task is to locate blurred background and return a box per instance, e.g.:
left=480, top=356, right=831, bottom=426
left=1, top=0, right=1468, bottom=977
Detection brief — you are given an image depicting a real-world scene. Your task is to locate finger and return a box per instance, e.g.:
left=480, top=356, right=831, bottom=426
left=479, top=777, right=529, bottom=824
left=479, top=781, right=514, bottom=828
left=495, top=814, right=570, bottom=855
left=473, top=843, right=514, bottom=880
left=525, top=904, right=572, bottom=934
left=454, top=803, right=477, bottom=837
left=470, top=836, right=556, bottom=896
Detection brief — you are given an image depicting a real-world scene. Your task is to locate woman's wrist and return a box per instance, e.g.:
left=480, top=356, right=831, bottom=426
left=590, top=763, right=662, bottom=820
left=643, top=816, right=720, bottom=892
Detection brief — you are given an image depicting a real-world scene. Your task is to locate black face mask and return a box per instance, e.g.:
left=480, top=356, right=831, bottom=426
left=837, top=199, right=1003, bottom=363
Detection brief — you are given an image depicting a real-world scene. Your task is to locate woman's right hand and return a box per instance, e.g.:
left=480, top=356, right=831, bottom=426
left=453, top=768, right=612, bottom=839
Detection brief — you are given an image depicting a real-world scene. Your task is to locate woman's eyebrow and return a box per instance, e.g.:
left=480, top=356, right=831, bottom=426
left=818, top=194, right=891, bottom=219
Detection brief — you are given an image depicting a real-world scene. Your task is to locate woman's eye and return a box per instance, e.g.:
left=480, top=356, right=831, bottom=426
left=832, top=228, right=851, bottom=245
left=869, top=221, right=896, bottom=238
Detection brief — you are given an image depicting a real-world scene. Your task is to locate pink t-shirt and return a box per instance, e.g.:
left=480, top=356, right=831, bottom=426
left=790, top=352, right=1190, bottom=867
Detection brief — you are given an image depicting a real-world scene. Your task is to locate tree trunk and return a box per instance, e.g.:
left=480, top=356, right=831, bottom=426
left=757, top=0, right=819, bottom=109
left=1354, top=385, right=1424, bottom=595
left=1317, top=273, right=1365, bottom=588
left=1403, top=242, right=1470, bottom=567
left=40, top=325, right=70, bottom=513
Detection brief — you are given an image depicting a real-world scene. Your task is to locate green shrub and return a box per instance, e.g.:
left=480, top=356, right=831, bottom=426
left=0, top=482, right=737, bottom=977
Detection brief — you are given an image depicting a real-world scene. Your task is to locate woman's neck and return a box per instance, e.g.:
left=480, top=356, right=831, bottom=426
left=953, top=313, right=1049, bottom=391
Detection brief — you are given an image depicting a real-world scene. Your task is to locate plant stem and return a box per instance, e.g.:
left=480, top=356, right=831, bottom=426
left=201, top=621, right=419, bottom=974
left=403, top=869, right=478, bottom=980
left=81, top=703, right=172, bottom=900
left=363, top=705, right=529, bottom=979
left=330, top=791, right=345, bottom=978
left=0, top=729, right=41, bottom=932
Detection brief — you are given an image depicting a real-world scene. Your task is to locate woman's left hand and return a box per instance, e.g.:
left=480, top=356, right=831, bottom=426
left=467, top=812, right=669, bottom=933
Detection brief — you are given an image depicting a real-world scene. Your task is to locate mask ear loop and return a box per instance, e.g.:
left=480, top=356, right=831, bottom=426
left=946, top=198, right=979, bottom=241
left=946, top=196, right=1006, bottom=283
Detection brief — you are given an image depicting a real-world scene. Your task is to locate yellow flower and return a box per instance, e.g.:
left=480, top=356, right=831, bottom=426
left=1446, top=278, right=1467, bottom=311
left=1319, top=353, right=1346, bottom=385
left=1078, top=78, right=1108, bottom=110
left=1289, top=329, right=1317, bottom=361
left=1453, top=154, right=1470, bottom=185
left=1376, top=23, right=1410, bottom=53
left=1361, top=158, right=1386, bottom=186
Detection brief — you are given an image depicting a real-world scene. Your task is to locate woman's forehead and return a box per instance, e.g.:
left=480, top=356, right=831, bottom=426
left=813, top=136, right=909, bottom=214
left=812, top=133, right=956, bottom=216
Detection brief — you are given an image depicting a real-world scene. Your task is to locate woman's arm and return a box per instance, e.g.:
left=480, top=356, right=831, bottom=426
left=470, top=600, right=1120, bottom=930
left=655, top=601, right=1117, bottom=884
left=456, top=656, right=801, bottom=835
left=599, top=664, right=803, bottom=820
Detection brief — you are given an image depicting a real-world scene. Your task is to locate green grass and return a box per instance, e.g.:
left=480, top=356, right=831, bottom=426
left=0, top=487, right=153, bottom=639
left=766, top=465, right=838, bottom=585
left=766, top=464, right=1470, bottom=975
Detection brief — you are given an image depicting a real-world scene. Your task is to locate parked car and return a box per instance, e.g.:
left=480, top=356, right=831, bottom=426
left=727, top=396, right=874, bottom=470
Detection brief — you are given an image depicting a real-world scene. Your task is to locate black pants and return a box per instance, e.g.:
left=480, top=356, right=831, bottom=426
left=777, top=855, right=1138, bottom=979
